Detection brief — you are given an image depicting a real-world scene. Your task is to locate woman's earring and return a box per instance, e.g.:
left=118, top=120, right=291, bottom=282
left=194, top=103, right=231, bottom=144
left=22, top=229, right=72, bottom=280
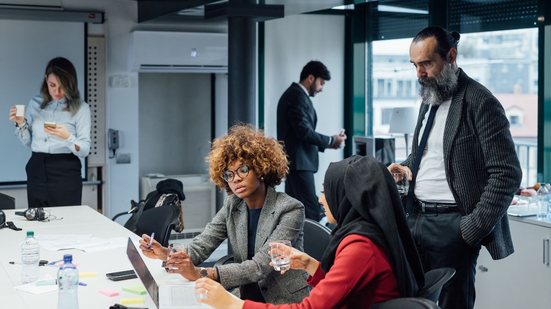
left=260, top=176, right=264, bottom=181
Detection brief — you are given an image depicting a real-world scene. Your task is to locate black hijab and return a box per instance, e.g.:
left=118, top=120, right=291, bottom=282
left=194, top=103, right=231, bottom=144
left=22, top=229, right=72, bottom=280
left=320, top=155, right=424, bottom=297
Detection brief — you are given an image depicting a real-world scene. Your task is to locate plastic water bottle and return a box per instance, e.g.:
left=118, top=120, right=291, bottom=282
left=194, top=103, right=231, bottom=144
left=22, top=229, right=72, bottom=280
left=536, top=184, right=549, bottom=221
left=21, top=230, right=40, bottom=283
left=57, top=254, right=79, bottom=309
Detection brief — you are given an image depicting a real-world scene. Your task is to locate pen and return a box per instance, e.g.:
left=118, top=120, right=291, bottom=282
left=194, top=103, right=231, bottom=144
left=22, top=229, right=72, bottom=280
left=47, top=259, right=63, bottom=266
left=10, top=260, right=49, bottom=266
left=148, top=232, right=155, bottom=248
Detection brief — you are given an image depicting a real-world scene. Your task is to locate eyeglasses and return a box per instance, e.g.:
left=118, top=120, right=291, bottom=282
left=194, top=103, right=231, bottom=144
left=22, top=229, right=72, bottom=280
left=222, top=165, right=250, bottom=182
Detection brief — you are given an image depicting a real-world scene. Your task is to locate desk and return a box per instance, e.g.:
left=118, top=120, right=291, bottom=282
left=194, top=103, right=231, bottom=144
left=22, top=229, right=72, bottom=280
left=475, top=216, right=551, bottom=309
left=0, top=206, right=196, bottom=309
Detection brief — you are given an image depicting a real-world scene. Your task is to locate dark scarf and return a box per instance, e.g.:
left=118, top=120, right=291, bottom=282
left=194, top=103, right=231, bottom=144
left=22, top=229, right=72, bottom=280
left=320, top=155, right=424, bottom=297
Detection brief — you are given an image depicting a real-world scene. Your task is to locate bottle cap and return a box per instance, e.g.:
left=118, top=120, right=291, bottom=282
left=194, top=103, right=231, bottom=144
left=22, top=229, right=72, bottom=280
left=63, top=254, right=73, bottom=263
left=26, top=230, right=34, bottom=237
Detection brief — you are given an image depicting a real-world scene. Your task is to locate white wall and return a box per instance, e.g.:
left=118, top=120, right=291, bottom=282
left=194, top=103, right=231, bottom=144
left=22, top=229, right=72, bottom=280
left=62, top=0, right=227, bottom=218
left=138, top=73, right=212, bottom=178
left=264, top=14, right=345, bottom=193
left=3, top=0, right=344, bottom=218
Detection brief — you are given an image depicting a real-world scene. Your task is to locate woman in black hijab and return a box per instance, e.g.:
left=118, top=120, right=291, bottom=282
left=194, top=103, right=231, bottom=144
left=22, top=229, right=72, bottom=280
left=195, top=155, right=424, bottom=309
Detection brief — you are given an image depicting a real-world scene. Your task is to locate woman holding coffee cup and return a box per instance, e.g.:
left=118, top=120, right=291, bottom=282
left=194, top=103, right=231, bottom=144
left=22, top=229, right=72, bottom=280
left=8, top=57, right=90, bottom=207
left=194, top=155, right=425, bottom=308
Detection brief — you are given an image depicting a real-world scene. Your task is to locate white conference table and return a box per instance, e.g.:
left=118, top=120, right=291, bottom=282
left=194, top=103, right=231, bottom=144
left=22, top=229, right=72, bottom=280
left=0, top=206, right=199, bottom=309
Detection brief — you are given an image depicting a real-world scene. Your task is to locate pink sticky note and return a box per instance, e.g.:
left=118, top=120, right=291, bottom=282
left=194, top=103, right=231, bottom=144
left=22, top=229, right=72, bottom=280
left=99, top=289, right=120, bottom=297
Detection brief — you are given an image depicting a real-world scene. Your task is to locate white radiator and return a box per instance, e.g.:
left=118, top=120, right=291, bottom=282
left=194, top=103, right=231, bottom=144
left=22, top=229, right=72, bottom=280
left=141, top=174, right=216, bottom=236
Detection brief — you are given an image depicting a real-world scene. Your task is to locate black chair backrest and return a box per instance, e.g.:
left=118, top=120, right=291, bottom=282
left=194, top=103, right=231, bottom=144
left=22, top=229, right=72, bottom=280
left=417, top=267, right=456, bottom=302
left=303, top=218, right=332, bottom=261
left=372, top=297, right=440, bottom=309
left=135, top=204, right=179, bottom=247
left=0, top=193, right=15, bottom=210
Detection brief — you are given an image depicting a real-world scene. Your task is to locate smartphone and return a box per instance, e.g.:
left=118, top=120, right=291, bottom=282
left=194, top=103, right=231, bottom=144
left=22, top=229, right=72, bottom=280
left=106, top=269, right=137, bottom=281
left=44, top=121, right=57, bottom=128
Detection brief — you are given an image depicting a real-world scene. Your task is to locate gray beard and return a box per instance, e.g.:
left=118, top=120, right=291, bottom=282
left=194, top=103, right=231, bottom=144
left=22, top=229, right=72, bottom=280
left=418, top=64, right=458, bottom=106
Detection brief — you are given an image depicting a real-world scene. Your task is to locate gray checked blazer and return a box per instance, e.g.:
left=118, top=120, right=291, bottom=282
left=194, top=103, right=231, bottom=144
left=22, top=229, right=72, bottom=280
left=403, top=68, right=522, bottom=260
left=186, top=186, right=310, bottom=303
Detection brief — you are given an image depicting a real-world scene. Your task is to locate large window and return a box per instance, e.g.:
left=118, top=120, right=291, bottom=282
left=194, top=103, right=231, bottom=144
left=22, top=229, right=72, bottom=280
left=372, top=28, right=538, bottom=186
left=462, top=29, right=538, bottom=187
left=372, top=38, right=417, bottom=162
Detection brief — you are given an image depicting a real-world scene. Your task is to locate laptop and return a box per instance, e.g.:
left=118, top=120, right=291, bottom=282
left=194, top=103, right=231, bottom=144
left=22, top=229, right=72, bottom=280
left=126, top=238, right=207, bottom=309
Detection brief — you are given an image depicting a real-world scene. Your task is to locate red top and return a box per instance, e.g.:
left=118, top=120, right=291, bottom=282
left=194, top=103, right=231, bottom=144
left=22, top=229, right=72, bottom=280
left=243, top=234, right=399, bottom=309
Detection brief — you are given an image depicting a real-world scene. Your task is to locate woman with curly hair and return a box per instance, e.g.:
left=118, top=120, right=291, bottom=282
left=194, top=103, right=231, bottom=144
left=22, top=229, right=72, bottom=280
left=139, top=124, right=309, bottom=304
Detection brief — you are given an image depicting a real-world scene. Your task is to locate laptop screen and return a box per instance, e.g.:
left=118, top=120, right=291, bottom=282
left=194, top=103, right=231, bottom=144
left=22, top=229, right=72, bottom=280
left=126, top=237, right=159, bottom=307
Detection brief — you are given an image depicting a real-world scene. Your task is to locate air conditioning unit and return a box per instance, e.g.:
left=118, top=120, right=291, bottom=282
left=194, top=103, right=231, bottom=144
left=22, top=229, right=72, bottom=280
left=141, top=174, right=217, bottom=237
left=129, top=31, right=228, bottom=73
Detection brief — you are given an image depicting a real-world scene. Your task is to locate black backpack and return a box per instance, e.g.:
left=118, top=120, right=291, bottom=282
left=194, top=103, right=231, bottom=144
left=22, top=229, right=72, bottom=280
left=119, top=178, right=186, bottom=234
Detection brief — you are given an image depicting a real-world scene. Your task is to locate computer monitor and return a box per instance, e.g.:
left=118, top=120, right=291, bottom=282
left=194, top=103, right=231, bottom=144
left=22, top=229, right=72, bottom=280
left=353, top=136, right=395, bottom=166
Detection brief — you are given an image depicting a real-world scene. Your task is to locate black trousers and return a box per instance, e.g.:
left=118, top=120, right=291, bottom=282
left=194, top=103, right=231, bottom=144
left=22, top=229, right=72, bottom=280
left=408, top=210, right=480, bottom=309
left=285, top=170, right=322, bottom=221
left=26, top=152, right=82, bottom=208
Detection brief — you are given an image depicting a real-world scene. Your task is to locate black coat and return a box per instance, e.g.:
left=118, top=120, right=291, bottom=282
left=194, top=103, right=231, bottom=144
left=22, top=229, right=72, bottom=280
left=277, top=83, right=331, bottom=172
left=403, top=68, right=522, bottom=259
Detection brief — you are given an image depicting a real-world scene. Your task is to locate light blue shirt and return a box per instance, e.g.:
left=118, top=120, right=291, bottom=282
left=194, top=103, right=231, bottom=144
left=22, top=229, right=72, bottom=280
left=15, top=95, right=91, bottom=158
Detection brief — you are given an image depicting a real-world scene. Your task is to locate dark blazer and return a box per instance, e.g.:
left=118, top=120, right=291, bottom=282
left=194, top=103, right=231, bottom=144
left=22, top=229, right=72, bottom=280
left=403, top=68, right=522, bottom=260
left=186, top=187, right=309, bottom=303
left=277, top=83, right=331, bottom=172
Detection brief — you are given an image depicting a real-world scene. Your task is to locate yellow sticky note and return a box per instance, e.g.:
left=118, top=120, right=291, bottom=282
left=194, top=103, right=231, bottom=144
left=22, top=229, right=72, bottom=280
left=123, top=284, right=147, bottom=295
left=119, top=297, right=144, bottom=305
left=79, top=272, right=97, bottom=278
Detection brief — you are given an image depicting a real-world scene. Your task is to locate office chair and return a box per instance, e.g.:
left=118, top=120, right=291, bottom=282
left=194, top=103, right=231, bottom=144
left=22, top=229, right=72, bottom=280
left=134, top=203, right=180, bottom=247
left=303, top=218, right=332, bottom=261
left=0, top=192, right=15, bottom=210
left=371, top=297, right=440, bottom=309
left=417, top=267, right=456, bottom=303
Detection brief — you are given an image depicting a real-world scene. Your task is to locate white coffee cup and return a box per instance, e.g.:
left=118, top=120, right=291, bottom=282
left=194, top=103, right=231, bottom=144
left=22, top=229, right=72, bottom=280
left=15, top=105, right=25, bottom=117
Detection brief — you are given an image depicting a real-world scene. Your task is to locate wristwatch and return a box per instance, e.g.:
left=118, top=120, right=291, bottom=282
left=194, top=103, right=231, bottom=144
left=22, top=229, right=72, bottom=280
left=199, top=267, right=208, bottom=278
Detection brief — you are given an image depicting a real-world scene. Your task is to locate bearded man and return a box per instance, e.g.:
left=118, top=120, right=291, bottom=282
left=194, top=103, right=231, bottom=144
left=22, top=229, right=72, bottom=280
left=388, top=26, right=521, bottom=309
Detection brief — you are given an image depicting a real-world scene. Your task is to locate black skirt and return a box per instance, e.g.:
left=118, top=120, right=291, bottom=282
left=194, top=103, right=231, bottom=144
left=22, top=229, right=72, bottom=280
left=26, top=152, right=82, bottom=207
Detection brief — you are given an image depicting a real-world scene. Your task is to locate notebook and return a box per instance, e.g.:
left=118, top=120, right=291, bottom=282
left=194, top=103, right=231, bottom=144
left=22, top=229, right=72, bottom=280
left=126, top=238, right=206, bottom=309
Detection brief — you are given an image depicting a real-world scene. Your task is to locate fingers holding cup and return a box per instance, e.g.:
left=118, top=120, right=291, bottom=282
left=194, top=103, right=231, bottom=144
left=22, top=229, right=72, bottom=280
left=269, top=240, right=292, bottom=273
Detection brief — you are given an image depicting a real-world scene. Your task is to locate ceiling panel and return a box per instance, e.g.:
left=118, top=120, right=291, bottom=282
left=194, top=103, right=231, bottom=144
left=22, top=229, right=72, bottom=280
left=134, top=0, right=358, bottom=23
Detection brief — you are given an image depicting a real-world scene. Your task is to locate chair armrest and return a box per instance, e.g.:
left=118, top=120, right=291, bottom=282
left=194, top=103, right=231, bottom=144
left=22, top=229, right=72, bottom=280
left=214, top=254, right=234, bottom=267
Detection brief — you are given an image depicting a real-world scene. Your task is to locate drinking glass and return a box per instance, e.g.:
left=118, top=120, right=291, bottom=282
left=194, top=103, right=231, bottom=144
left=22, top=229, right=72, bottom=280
left=171, top=243, right=188, bottom=254
left=392, top=172, right=409, bottom=195
left=165, top=243, right=188, bottom=271
left=269, top=240, right=291, bottom=272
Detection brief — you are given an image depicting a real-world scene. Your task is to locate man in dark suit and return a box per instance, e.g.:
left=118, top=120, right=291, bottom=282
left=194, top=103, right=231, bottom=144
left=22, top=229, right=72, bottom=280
left=277, top=60, right=346, bottom=221
left=388, top=27, right=521, bottom=309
